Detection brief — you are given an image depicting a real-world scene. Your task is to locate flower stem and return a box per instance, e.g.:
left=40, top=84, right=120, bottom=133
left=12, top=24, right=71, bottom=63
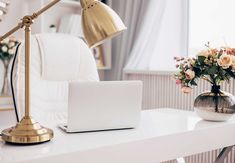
left=202, top=77, right=213, bottom=84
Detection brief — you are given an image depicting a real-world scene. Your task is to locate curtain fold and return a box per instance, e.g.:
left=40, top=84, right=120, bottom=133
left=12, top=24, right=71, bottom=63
left=125, top=0, right=167, bottom=70
left=104, top=0, right=149, bottom=80
left=105, top=0, right=188, bottom=80
left=125, top=0, right=188, bottom=71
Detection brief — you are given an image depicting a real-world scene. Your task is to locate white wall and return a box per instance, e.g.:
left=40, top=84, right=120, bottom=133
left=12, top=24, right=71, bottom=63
left=189, top=0, right=235, bottom=55
left=0, top=0, right=30, bottom=39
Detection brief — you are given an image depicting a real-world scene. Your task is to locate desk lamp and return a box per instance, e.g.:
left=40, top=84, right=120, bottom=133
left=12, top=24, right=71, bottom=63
left=0, top=0, right=126, bottom=144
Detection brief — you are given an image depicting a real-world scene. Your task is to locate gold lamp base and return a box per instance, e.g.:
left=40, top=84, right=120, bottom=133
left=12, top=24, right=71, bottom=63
left=1, top=116, right=53, bottom=144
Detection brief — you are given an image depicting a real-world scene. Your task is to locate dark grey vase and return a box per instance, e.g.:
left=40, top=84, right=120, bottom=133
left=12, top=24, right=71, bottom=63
left=194, top=85, right=235, bottom=121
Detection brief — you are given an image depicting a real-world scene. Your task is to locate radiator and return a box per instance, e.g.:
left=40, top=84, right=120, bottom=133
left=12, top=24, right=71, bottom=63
left=123, top=70, right=235, bottom=163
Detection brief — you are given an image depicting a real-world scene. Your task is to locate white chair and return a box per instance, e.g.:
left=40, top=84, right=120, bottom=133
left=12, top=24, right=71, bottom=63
left=12, top=34, right=99, bottom=120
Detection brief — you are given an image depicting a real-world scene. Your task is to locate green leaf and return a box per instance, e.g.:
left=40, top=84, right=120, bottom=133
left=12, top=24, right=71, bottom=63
left=207, top=66, right=217, bottom=75
left=200, top=70, right=208, bottom=76
left=190, top=80, right=198, bottom=86
left=215, top=76, right=221, bottom=84
left=192, top=67, right=201, bottom=76
left=198, top=56, right=206, bottom=64
left=225, top=69, right=235, bottom=79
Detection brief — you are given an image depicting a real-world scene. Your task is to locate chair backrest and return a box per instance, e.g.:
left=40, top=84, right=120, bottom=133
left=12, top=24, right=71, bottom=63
left=13, top=34, right=99, bottom=119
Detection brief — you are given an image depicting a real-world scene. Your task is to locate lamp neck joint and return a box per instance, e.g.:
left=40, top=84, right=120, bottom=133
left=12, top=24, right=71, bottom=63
left=21, top=15, right=34, bottom=28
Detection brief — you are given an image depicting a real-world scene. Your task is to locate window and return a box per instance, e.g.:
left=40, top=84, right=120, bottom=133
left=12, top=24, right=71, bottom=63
left=189, top=0, right=235, bottom=55
left=125, top=0, right=188, bottom=71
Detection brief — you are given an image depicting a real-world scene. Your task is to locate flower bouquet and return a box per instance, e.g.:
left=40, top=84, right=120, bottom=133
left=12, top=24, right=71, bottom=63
left=174, top=43, right=235, bottom=121
left=0, top=37, right=19, bottom=95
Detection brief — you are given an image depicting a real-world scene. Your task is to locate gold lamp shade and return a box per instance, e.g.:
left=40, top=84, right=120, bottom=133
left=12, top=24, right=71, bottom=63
left=81, top=0, right=127, bottom=48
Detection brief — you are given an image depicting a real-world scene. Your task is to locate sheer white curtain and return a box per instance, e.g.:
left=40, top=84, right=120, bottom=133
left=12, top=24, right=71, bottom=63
left=125, top=0, right=189, bottom=71
left=104, top=0, right=149, bottom=80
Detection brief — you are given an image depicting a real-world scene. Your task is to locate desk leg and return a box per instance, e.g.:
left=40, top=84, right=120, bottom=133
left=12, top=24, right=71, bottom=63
left=176, top=158, right=185, bottom=163
left=214, top=146, right=233, bottom=163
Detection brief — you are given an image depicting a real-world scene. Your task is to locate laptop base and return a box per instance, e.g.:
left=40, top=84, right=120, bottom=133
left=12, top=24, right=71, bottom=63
left=58, top=123, right=134, bottom=133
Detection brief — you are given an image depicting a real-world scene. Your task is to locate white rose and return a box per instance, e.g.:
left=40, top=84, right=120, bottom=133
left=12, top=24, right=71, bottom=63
left=197, top=50, right=210, bottom=58
left=217, top=54, right=232, bottom=69
left=8, top=49, right=14, bottom=55
left=2, top=38, right=9, bottom=44
left=9, top=42, right=15, bottom=48
left=1, top=46, right=8, bottom=52
left=185, top=69, right=195, bottom=80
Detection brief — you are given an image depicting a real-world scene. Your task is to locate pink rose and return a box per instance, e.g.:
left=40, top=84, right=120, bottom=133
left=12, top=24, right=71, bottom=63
left=181, top=87, right=192, bottom=94
left=176, top=79, right=181, bottom=85
left=185, top=69, right=195, bottom=80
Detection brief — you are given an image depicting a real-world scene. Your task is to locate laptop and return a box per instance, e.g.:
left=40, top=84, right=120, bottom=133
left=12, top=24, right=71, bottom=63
left=59, top=81, right=143, bottom=133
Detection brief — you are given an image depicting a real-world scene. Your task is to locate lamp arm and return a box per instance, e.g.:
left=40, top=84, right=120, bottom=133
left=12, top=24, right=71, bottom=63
left=33, top=0, right=61, bottom=19
left=0, top=0, right=61, bottom=42
left=0, top=23, right=23, bottom=42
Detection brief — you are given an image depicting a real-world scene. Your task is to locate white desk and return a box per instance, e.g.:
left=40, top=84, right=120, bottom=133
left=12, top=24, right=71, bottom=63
left=0, top=109, right=235, bottom=163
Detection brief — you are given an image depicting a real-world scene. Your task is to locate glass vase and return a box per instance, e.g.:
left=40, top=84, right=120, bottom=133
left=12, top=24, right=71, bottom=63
left=194, top=85, right=235, bottom=121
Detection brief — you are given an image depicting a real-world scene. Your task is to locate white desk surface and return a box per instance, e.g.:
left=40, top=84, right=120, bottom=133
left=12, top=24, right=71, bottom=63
left=0, top=108, right=235, bottom=163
